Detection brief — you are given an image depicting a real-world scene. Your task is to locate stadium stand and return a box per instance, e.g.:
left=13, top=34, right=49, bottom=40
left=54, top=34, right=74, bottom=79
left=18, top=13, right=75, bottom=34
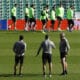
left=0, top=0, right=80, bottom=30
left=0, top=0, right=80, bottom=19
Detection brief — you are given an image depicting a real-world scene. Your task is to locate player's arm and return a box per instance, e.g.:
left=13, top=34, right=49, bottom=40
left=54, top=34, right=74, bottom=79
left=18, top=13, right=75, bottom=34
left=40, top=16, right=42, bottom=20
left=12, top=7, right=16, bottom=13
left=36, top=43, right=42, bottom=56
left=63, top=8, right=64, bottom=17
left=24, top=43, right=27, bottom=51
left=32, top=8, right=34, bottom=18
left=66, top=39, right=70, bottom=51
left=66, top=9, right=69, bottom=19
left=65, top=39, right=70, bottom=53
left=25, top=9, right=28, bottom=15
left=51, top=41, right=56, bottom=49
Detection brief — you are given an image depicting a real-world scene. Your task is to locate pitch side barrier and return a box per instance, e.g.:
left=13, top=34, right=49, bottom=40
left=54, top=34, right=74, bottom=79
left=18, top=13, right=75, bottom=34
left=0, top=19, right=80, bottom=30
left=0, top=20, right=7, bottom=30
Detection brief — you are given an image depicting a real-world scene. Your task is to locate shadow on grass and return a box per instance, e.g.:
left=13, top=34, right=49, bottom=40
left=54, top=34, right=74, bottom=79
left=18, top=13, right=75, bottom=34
left=0, top=73, right=60, bottom=78
left=0, top=73, right=42, bottom=78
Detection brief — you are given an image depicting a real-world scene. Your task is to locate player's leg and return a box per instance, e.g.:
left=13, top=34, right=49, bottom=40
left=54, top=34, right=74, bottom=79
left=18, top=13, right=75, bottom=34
left=25, top=16, right=29, bottom=31
left=50, top=20, right=55, bottom=31
left=33, top=18, right=36, bottom=31
left=14, top=56, right=19, bottom=75
left=29, top=18, right=34, bottom=31
left=49, top=62, right=52, bottom=77
left=58, top=20, right=62, bottom=30
left=8, top=16, right=15, bottom=30
left=14, top=21, right=16, bottom=30
left=25, top=16, right=27, bottom=30
left=57, top=17, right=62, bottom=31
left=48, top=54, right=52, bottom=77
left=60, top=52, right=65, bottom=75
left=30, top=18, right=36, bottom=31
left=42, top=20, right=47, bottom=31
left=14, top=16, right=17, bottom=30
left=68, top=20, right=72, bottom=31
left=29, top=18, right=32, bottom=31
left=19, top=56, right=24, bottom=75
left=68, top=19, right=74, bottom=31
left=12, top=16, right=17, bottom=30
left=43, top=63, right=46, bottom=77
left=61, top=57, right=65, bottom=75
left=61, top=56, right=67, bottom=75
left=70, top=20, right=74, bottom=30
left=64, top=56, right=68, bottom=74
left=42, top=53, right=47, bottom=77
left=67, top=19, right=70, bottom=31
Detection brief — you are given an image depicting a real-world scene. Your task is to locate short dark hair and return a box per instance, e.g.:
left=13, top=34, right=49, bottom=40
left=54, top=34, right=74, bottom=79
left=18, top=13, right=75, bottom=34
left=46, top=4, right=49, bottom=8
left=52, top=5, right=56, bottom=10
left=19, top=35, right=24, bottom=40
left=45, top=34, right=49, bottom=39
left=26, top=4, right=28, bottom=7
left=31, top=4, right=34, bottom=7
left=14, top=4, right=17, bottom=7
left=70, top=5, right=74, bottom=9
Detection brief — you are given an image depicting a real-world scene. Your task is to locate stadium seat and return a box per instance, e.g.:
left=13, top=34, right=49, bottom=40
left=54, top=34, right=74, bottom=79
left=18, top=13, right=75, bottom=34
left=0, top=0, right=80, bottom=19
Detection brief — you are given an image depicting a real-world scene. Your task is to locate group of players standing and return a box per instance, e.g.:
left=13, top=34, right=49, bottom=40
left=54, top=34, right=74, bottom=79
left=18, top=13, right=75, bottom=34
left=9, top=2, right=74, bottom=32
left=13, top=33, right=70, bottom=78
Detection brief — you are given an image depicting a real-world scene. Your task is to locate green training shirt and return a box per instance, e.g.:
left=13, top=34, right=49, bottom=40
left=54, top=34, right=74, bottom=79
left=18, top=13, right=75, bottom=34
left=67, top=8, right=74, bottom=19
left=25, top=7, right=29, bottom=16
left=50, top=10, right=56, bottom=20
left=56, top=6, right=64, bottom=18
left=40, top=10, right=47, bottom=20
left=11, top=7, right=16, bottom=17
left=29, top=7, right=34, bottom=18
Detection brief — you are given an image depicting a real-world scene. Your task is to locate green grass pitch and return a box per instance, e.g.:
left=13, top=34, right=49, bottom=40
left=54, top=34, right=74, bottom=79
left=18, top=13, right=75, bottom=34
left=0, top=31, right=80, bottom=80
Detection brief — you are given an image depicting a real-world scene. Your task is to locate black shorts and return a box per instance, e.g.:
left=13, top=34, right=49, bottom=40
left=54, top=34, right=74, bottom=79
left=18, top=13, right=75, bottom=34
left=60, top=52, right=67, bottom=59
left=25, top=16, right=29, bottom=22
left=51, top=20, right=55, bottom=25
left=15, top=56, right=24, bottom=64
left=11, top=16, right=16, bottom=22
left=67, top=19, right=74, bottom=26
left=57, top=16, right=62, bottom=21
left=42, top=53, right=52, bottom=64
left=29, top=18, right=36, bottom=23
left=41, top=20, right=47, bottom=25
